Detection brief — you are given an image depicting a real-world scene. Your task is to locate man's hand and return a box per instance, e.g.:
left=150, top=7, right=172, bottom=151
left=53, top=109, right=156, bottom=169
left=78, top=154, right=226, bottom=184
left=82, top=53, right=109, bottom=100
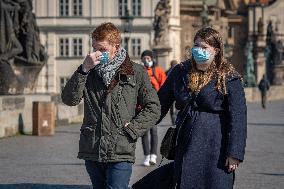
left=225, top=156, right=240, bottom=172
left=82, top=51, right=102, bottom=73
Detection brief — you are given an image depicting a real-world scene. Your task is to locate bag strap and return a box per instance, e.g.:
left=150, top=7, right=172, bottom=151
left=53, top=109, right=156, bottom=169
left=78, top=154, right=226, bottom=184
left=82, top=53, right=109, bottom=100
left=175, top=93, right=196, bottom=146
left=159, top=94, right=195, bottom=168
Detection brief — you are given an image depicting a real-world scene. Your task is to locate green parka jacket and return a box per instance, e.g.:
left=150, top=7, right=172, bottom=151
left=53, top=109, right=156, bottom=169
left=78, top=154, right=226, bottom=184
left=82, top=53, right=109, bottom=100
left=61, top=55, right=161, bottom=163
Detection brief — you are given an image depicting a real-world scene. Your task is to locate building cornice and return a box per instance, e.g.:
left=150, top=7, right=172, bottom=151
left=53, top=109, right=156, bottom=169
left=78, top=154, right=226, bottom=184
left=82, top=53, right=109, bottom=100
left=36, top=16, right=154, bottom=19
left=38, top=25, right=153, bottom=33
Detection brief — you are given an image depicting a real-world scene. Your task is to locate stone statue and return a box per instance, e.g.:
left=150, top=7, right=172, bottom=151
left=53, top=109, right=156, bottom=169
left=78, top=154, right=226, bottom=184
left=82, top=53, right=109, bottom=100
left=275, top=40, right=283, bottom=65
left=244, top=41, right=256, bottom=87
left=0, top=0, right=23, bottom=59
left=265, top=20, right=276, bottom=82
left=153, top=0, right=171, bottom=46
left=257, top=17, right=264, bottom=35
left=0, top=0, right=47, bottom=95
left=20, top=0, right=46, bottom=64
left=201, top=0, right=210, bottom=27
left=266, top=20, right=274, bottom=42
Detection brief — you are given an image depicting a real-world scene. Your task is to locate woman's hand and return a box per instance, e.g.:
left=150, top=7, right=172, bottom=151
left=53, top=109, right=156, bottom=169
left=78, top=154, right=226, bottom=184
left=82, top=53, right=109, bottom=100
left=225, top=156, right=240, bottom=172
left=82, top=51, right=102, bottom=73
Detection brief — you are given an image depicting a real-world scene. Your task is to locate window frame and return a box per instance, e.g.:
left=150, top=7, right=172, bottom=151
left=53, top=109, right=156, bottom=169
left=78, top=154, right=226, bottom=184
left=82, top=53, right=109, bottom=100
left=73, top=38, right=83, bottom=57
left=59, top=37, right=83, bottom=58
left=132, top=0, right=141, bottom=16
left=73, top=0, right=83, bottom=16
left=59, top=38, right=70, bottom=57
left=59, top=0, right=69, bottom=16
left=119, top=0, right=128, bottom=16
left=131, top=38, right=141, bottom=57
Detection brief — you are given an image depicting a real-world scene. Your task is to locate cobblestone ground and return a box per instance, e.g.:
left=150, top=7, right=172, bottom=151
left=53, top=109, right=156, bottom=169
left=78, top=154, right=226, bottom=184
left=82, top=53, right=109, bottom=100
left=0, top=100, right=283, bottom=189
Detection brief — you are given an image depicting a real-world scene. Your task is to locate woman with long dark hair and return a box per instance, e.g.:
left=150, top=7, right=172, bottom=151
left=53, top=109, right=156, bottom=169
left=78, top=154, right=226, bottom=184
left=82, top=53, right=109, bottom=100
left=158, top=27, right=247, bottom=189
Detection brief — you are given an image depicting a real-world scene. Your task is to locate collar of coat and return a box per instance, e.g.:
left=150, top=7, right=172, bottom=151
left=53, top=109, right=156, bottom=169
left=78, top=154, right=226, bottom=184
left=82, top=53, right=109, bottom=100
left=107, top=53, right=134, bottom=93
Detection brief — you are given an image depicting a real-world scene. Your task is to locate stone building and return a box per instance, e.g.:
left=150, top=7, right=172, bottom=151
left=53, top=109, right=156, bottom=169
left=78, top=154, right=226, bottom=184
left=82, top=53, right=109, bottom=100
left=179, top=0, right=249, bottom=74
left=33, top=0, right=284, bottom=94
left=248, top=0, right=284, bottom=85
left=33, top=0, right=160, bottom=94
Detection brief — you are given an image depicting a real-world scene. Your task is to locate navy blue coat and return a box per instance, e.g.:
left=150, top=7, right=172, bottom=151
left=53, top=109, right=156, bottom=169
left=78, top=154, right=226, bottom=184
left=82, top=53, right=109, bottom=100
left=158, top=61, right=247, bottom=189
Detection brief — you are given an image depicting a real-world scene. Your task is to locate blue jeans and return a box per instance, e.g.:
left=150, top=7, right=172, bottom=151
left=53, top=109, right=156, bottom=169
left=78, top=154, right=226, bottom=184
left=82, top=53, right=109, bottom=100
left=85, top=160, right=132, bottom=189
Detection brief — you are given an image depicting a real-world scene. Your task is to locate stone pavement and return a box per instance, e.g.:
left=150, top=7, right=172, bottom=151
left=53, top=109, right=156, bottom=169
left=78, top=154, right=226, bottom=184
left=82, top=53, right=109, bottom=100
left=0, top=100, right=283, bottom=189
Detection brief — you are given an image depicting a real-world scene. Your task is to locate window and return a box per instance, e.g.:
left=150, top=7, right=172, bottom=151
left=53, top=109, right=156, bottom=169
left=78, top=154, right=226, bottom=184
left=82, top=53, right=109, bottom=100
left=131, top=38, right=141, bottom=57
left=59, top=37, right=83, bottom=57
left=73, top=0, right=82, bottom=16
left=60, top=0, right=83, bottom=16
left=59, top=38, right=69, bottom=57
left=119, top=0, right=128, bottom=16
left=60, top=77, right=69, bottom=91
left=60, top=0, right=69, bottom=16
left=73, top=38, right=83, bottom=56
left=132, top=0, right=141, bottom=16
left=122, top=37, right=129, bottom=52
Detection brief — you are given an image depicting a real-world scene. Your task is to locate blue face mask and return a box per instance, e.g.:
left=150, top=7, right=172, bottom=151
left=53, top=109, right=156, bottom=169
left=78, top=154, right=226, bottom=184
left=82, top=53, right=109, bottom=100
left=191, top=47, right=211, bottom=64
left=100, top=52, right=109, bottom=64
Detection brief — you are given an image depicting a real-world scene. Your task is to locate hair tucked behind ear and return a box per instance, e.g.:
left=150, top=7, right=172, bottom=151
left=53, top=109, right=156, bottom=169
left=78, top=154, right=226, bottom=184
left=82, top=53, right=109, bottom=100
left=188, top=27, right=240, bottom=94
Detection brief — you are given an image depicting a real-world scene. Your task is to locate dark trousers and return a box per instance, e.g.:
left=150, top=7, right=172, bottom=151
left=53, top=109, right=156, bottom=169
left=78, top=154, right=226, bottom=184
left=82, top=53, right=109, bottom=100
left=141, top=125, right=158, bottom=155
left=261, top=93, right=267, bottom=109
left=85, top=160, right=132, bottom=189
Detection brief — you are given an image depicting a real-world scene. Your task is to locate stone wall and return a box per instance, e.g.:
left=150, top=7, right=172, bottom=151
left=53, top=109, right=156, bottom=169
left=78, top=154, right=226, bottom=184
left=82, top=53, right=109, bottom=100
left=0, top=95, right=83, bottom=138
left=1, top=86, right=283, bottom=138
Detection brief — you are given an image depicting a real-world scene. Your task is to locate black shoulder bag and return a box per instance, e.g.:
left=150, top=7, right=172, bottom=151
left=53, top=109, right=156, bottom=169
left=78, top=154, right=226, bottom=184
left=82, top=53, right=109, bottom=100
left=160, top=94, right=196, bottom=160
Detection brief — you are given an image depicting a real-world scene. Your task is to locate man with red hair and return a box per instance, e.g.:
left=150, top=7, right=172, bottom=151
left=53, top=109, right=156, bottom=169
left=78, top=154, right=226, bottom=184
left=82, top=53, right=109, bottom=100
left=62, top=22, right=160, bottom=189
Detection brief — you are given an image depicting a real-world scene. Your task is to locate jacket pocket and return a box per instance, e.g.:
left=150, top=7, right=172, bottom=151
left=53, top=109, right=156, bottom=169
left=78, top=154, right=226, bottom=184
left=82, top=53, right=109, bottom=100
left=115, top=129, right=136, bottom=156
left=79, top=125, right=96, bottom=154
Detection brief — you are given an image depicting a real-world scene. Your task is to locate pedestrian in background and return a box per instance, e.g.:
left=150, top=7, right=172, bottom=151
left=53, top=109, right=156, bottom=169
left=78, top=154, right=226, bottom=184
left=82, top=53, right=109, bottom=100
left=61, top=22, right=160, bottom=189
left=166, top=60, right=178, bottom=76
left=166, top=60, right=179, bottom=125
left=140, top=50, right=166, bottom=166
left=258, top=74, right=270, bottom=109
left=157, top=27, right=247, bottom=189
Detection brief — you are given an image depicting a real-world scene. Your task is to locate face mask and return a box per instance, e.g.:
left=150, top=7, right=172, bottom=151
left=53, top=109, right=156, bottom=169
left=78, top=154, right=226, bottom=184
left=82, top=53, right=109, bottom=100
left=191, top=47, right=214, bottom=64
left=143, top=60, right=153, bottom=68
left=100, top=52, right=109, bottom=64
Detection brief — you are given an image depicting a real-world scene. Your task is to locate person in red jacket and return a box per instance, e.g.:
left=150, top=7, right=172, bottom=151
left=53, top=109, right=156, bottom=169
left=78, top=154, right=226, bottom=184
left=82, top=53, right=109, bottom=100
left=140, top=50, right=167, bottom=166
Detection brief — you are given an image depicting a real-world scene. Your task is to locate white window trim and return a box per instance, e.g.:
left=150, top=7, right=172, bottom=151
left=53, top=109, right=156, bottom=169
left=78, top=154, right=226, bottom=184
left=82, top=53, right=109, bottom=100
left=73, top=0, right=83, bottom=16
left=59, top=0, right=83, bottom=17
left=132, top=0, right=141, bottom=16
left=119, top=0, right=142, bottom=17
left=58, top=37, right=83, bottom=58
left=131, top=38, right=141, bottom=57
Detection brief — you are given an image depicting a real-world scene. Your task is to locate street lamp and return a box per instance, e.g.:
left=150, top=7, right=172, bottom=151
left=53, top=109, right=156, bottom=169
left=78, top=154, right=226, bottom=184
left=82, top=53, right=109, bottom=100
left=120, top=9, right=134, bottom=52
left=192, top=0, right=211, bottom=28
left=200, top=0, right=210, bottom=27
left=120, top=9, right=134, bottom=33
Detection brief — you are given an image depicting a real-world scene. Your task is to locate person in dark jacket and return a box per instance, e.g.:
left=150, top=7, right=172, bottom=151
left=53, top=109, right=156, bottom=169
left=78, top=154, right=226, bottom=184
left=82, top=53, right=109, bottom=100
left=165, top=60, right=178, bottom=76
left=157, top=27, right=247, bottom=189
left=61, top=22, right=160, bottom=189
left=258, top=74, right=270, bottom=109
